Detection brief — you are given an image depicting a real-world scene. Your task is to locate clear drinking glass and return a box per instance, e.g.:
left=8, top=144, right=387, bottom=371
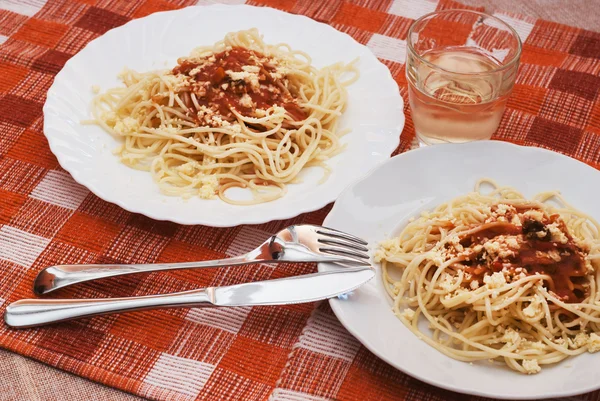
left=406, top=10, right=522, bottom=146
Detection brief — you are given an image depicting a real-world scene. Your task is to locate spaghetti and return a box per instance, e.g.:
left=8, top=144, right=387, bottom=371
left=375, top=179, right=600, bottom=374
left=88, top=29, right=358, bottom=204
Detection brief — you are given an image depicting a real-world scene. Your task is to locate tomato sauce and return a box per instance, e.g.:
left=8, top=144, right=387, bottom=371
left=172, top=47, right=306, bottom=121
left=460, top=214, right=588, bottom=303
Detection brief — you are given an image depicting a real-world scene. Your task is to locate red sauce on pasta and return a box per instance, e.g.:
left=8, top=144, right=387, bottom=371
left=459, top=210, right=588, bottom=303
left=172, top=47, right=306, bottom=122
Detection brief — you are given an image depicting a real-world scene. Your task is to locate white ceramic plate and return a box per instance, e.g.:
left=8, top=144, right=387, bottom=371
left=320, top=141, right=600, bottom=400
left=43, top=4, right=403, bottom=226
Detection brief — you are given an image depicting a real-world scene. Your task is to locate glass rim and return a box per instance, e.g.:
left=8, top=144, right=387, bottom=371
left=406, top=9, right=523, bottom=76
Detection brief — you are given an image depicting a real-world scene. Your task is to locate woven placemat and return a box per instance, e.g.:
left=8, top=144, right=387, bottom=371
left=1, top=0, right=599, bottom=400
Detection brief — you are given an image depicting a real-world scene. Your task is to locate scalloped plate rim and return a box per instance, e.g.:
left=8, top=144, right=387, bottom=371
left=42, top=4, right=404, bottom=226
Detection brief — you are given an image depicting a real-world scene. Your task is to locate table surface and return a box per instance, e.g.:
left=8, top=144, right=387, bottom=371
left=0, top=0, right=599, bottom=400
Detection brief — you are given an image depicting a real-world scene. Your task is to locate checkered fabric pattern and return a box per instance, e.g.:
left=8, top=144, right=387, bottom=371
left=1, top=0, right=599, bottom=400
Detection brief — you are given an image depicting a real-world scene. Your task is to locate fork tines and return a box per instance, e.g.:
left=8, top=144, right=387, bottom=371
left=316, top=226, right=368, bottom=245
left=316, top=226, right=370, bottom=264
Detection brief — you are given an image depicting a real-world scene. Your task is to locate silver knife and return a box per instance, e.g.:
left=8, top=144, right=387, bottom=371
left=4, top=266, right=374, bottom=328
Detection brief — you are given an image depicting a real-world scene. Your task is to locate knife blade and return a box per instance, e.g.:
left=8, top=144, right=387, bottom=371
left=4, top=266, right=374, bottom=328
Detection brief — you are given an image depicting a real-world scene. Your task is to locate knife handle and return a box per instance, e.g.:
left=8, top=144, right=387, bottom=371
left=4, top=288, right=215, bottom=328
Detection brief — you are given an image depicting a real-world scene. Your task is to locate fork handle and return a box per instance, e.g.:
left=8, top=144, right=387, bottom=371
left=4, top=288, right=214, bottom=328
left=34, top=252, right=265, bottom=295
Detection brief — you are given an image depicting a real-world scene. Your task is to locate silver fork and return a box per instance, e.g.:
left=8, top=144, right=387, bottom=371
left=34, top=224, right=370, bottom=295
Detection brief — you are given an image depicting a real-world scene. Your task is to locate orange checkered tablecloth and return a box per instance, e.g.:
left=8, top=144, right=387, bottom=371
left=1, top=0, right=600, bottom=400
